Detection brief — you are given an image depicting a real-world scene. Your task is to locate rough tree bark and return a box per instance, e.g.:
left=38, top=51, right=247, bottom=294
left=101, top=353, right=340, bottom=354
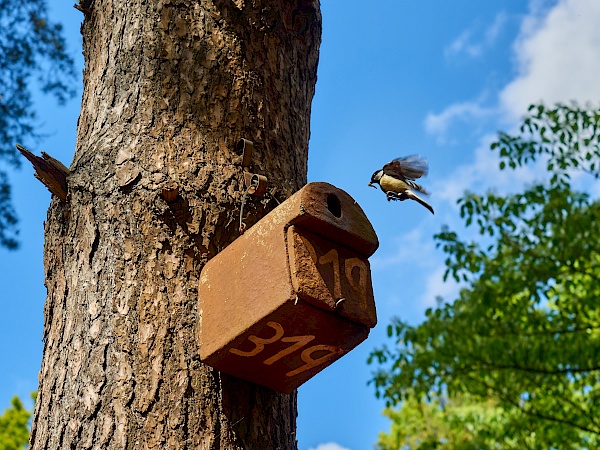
left=30, top=1, right=321, bottom=449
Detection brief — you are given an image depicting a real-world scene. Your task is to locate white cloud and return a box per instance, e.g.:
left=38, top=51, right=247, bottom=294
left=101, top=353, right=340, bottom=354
left=444, top=12, right=508, bottom=59
left=445, top=29, right=482, bottom=59
left=308, top=443, right=351, bottom=450
left=418, top=265, right=461, bottom=309
left=486, top=11, right=509, bottom=45
left=500, top=0, right=600, bottom=119
left=431, top=135, right=541, bottom=208
left=424, top=101, right=493, bottom=138
left=370, top=228, right=434, bottom=269
left=430, top=0, right=600, bottom=140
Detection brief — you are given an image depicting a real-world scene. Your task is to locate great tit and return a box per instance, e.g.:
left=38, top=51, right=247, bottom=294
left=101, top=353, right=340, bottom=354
left=368, top=155, right=434, bottom=215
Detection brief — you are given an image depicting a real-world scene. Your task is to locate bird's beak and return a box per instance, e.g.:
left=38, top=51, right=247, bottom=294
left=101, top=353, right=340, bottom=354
left=368, top=182, right=376, bottom=188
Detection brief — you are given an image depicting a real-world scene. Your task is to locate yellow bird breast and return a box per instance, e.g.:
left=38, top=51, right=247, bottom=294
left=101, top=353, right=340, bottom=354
left=379, top=175, right=409, bottom=194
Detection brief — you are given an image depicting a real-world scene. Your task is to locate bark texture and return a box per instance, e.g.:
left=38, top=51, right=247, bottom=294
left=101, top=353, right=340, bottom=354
left=31, top=1, right=321, bottom=449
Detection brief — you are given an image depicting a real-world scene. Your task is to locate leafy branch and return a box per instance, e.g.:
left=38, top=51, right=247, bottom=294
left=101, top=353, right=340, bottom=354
left=370, top=104, right=600, bottom=449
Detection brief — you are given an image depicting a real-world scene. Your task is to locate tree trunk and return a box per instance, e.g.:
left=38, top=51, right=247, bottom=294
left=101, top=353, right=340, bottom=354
left=30, top=1, right=321, bottom=449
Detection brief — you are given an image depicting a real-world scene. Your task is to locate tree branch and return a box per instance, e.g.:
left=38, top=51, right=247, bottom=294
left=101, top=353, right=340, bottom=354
left=17, top=144, right=69, bottom=202
left=465, top=374, right=600, bottom=437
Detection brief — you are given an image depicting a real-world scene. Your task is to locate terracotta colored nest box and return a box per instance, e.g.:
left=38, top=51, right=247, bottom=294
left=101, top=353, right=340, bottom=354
left=198, top=182, right=378, bottom=393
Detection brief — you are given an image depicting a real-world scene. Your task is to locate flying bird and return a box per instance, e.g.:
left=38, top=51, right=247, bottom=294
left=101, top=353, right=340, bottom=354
left=368, top=155, right=434, bottom=214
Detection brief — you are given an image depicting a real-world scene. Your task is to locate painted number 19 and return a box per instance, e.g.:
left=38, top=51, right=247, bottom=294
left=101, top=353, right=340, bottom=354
left=302, top=237, right=369, bottom=308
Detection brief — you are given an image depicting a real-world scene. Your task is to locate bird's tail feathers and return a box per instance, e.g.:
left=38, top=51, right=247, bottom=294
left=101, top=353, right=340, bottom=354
left=405, top=190, right=435, bottom=215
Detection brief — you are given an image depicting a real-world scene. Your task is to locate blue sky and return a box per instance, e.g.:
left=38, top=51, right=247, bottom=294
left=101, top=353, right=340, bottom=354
left=1, top=1, right=600, bottom=449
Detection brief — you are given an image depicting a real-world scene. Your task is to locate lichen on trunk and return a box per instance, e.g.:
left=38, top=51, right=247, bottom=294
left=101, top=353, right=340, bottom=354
left=31, top=1, right=321, bottom=449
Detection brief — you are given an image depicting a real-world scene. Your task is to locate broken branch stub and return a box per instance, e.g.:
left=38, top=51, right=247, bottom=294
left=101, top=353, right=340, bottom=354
left=17, top=144, right=70, bottom=202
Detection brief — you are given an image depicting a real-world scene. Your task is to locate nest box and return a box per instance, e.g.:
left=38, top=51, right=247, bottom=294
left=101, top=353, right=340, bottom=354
left=198, top=182, right=378, bottom=393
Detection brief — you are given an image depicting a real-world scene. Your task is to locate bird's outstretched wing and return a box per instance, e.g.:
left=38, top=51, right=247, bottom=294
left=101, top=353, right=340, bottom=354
left=383, top=155, right=429, bottom=180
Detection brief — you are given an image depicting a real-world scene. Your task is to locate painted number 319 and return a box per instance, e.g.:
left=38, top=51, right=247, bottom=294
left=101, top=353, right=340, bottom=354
left=229, top=321, right=344, bottom=377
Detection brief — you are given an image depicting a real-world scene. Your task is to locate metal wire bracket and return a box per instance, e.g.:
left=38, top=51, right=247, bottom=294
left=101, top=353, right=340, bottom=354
left=237, top=138, right=269, bottom=233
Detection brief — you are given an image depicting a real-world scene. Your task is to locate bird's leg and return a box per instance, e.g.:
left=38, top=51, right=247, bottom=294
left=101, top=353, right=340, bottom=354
left=386, top=191, right=408, bottom=202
